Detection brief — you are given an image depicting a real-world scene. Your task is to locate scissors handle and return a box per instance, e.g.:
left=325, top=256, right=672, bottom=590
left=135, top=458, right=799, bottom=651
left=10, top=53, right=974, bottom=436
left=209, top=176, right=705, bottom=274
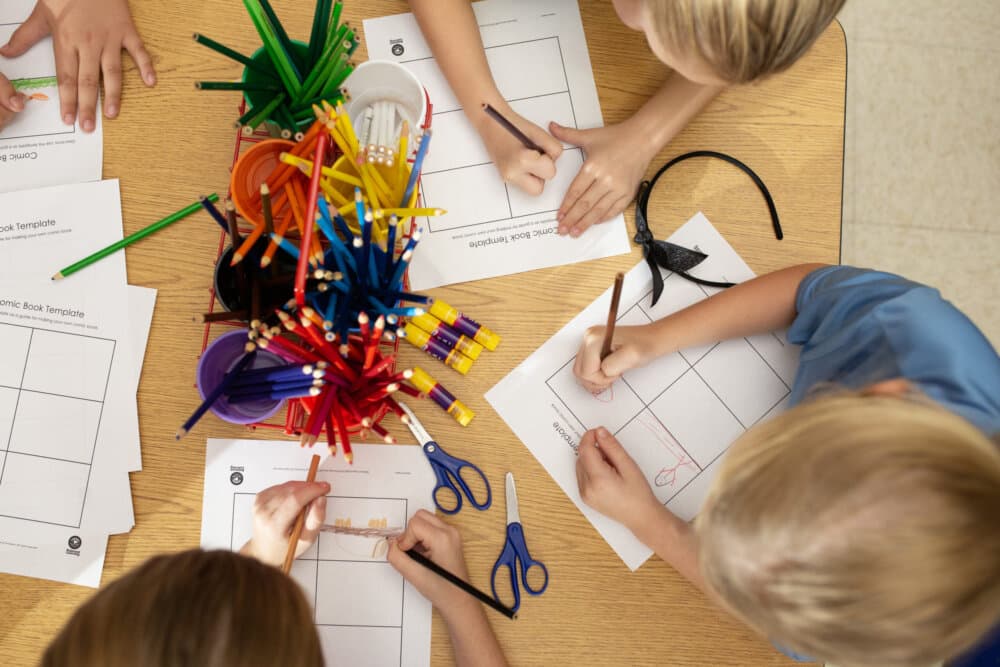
left=490, top=523, right=549, bottom=613
left=425, top=441, right=491, bottom=515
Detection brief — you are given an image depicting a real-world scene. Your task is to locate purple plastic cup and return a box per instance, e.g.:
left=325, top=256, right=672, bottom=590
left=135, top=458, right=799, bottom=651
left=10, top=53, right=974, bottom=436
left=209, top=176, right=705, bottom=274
left=197, top=330, right=287, bottom=424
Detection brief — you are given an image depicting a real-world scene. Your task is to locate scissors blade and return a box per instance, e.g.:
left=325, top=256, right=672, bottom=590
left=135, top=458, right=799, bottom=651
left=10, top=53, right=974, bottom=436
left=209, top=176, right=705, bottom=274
left=505, top=472, right=520, bottom=525
left=397, top=401, right=433, bottom=446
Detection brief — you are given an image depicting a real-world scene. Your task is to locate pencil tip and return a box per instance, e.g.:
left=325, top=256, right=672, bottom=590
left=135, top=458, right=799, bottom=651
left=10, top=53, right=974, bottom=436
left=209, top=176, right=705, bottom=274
left=345, top=453, right=354, bottom=464
left=51, top=272, right=63, bottom=281
left=175, top=428, right=187, bottom=440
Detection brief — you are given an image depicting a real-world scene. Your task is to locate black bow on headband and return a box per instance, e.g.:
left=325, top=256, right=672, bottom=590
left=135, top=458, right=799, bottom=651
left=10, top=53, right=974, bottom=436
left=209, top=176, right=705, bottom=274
left=633, top=150, right=783, bottom=306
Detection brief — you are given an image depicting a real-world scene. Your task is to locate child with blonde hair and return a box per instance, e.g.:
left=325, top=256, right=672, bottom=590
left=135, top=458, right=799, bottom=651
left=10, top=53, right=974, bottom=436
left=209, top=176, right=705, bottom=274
left=572, top=264, right=1000, bottom=666
left=43, top=481, right=507, bottom=667
left=407, top=0, right=844, bottom=237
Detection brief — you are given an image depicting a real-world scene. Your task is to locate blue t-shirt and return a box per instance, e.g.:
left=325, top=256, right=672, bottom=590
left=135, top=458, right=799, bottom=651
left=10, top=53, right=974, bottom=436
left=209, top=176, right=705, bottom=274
left=788, top=266, right=1000, bottom=435
left=779, top=266, right=1000, bottom=665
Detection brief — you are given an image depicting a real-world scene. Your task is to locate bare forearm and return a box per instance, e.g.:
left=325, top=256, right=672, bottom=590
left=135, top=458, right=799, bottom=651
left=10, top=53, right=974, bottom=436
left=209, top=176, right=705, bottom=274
left=631, top=504, right=706, bottom=592
left=646, top=263, right=826, bottom=357
left=625, top=73, right=724, bottom=154
left=408, top=1, right=501, bottom=122
left=444, top=601, right=507, bottom=667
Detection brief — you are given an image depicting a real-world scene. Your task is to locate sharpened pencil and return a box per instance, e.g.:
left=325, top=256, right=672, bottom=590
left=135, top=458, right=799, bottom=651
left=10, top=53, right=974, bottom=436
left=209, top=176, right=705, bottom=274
left=600, top=272, right=625, bottom=360
left=282, top=454, right=322, bottom=573
left=482, top=103, right=546, bottom=154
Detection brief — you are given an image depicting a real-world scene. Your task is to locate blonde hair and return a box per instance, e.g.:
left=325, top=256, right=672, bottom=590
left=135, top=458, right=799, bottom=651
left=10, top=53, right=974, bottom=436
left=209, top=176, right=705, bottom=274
left=646, top=0, right=846, bottom=83
left=43, top=549, right=324, bottom=667
left=696, top=393, right=1000, bottom=667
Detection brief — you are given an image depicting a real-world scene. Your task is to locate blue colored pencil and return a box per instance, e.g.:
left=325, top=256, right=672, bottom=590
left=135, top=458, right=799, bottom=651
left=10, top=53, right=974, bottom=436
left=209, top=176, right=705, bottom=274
left=400, top=129, right=432, bottom=207
left=177, top=347, right=257, bottom=438
left=229, top=377, right=322, bottom=398
left=353, top=187, right=366, bottom=225
left=333, top=211, right=354, bottom=240
left=199, top=195, right=230, bottom=231
left=228, top=384, right=322, bottom=404
left=270, top=233, right=301, bottom=260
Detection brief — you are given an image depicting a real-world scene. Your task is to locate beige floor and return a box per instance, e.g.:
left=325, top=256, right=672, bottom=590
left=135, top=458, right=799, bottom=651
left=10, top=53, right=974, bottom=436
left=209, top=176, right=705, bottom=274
left=837, top=0, right=1000, bottom=345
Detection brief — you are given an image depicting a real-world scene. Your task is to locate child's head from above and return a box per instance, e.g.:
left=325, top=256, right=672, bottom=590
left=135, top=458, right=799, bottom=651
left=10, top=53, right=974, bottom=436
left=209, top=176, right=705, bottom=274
left=695, top=388, right=1000, bottom=667
left=42, top=549, right=324, bottom=667
left=612, top=0, right=846, bottom=85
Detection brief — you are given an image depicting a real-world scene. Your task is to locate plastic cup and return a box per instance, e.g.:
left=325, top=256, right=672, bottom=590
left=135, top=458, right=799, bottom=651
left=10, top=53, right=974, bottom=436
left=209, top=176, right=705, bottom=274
left=197, top=330, right=287, bottom=424
left=343, top=60, right=430, bottom=145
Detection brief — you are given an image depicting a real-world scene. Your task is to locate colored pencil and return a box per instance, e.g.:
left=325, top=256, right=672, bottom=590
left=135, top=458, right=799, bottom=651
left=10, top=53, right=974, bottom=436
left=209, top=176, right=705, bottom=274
left=224, top=199, right=242, bottom=248
left=400, top=129, right=431, bottom=208
left=307, top=0, right=332, bottom=70
left=192, top=33, right=278, bottom=79
left=53, top=194, right=219, bottom=280
left=176, top=344, right=257, bottom=439
left=600, top=272, right=625, bottom=360
left=282, top=454, right=322, bottom=574
left=405, top=549, right=516, bottom=620
left=195, top=81, right=281, bottom=92
left=199, top=195, right=229, bottom=231
left=482, top=103, right=545, bottom=154
left=296, top=134, right=327, bottom=306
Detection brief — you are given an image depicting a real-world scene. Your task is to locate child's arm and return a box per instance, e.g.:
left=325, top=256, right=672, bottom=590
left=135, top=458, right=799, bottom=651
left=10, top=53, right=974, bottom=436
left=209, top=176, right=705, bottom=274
left=575, top=263, right=826, bottom=392
left=576, top=427, right=705, bottom=591
left=408, top=0, right=562, bottom=196
left=0, top=0, right=155, bottom=133
left=388, top=510, right=507, bottom=667
left=554, top=74, right=724, bottom=236
left=240, top=480, right=330, bottom=567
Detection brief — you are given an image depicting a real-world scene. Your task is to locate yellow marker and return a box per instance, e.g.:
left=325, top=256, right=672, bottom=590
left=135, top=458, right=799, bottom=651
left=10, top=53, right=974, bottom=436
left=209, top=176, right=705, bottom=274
left=402, top=324, right=473, bottom=375
left=410, top=312, right=484, bottom=360
left=427, top=299, right=500, bottom=351
left=410, top=367, right=475, bottom=427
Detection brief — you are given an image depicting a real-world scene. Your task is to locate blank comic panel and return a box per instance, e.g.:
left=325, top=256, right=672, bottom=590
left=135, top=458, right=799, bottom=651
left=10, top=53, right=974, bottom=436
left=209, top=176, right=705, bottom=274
left=420, top=163, right=510, bottom=233
left=509, top=93, right=577, bottom=145
left=420, top=110, right=492, bottom=173
left=230, top=493, right=256, bottom=553
left=404, top=59, right=460, bottom=114
left=547, top=359, right=644, bottom=434
left=508, top=147, right=583, bottom=218
left=289, top=558, right=318, bottom=611
left=0, top=387, right=17, bottom=449
left=488, top=38, right=569, bottom=102
left=318, top=497, right=407, bottom=562
left=616, top=410, right=700, bottom=505
left=315, top=561, right=403, bottom=627
left=693, top=338, right=790, bottom=427
left=319, top=625, right=402, bottom=667
left=8, top=391, right=101, bottom=463
left=21, top=330, right=114, bottom=400
left=666, top=454, right=725, bottom=522
left=648, top=371, right=744, bottom=469
left=0, top=324, right=32, bottom=387
left=0, top=452, right=88, bottom=526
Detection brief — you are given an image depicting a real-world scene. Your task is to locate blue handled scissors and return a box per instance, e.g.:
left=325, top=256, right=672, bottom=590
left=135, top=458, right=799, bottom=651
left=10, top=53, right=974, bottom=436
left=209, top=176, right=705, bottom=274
left=398, top=401, right=491, bottom=515
left=491, top=472, right=549, bottom=613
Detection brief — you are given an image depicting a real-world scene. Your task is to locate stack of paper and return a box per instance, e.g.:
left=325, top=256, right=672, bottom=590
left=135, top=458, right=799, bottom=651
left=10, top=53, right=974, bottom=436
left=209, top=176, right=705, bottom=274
left=0, top=180, right=155, bottom=587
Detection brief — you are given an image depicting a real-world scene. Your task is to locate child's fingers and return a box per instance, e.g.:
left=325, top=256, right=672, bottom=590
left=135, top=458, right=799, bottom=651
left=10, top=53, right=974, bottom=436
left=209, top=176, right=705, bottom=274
left=101, top=47, right=123, bottom=118
left=123, top=31, right=156, bottom=86
left=577, top=428, right=611, bottom=476
left=0, top=74, right=25, bottom=112
left=567, top=189, right=616, bottom=238
left=507, top=170, right=545, bottom=197
left=600, top=342, right=641, bottom=379
left=76, top=50, right=101, bottom=132
left=55, top=44, right=79, bottom=125
left=557, top=172, right=598, bottom=233
left=523, top=151, right=556, bottom=181
left=593, top=427, right=634, bottom=472
left=296, top=496, right=327, bottom=554
left=530, top=126, right=563, bottom=161
left=273, top=481, right=331, bottom=527
left=0, top=6, right=50, bottom=58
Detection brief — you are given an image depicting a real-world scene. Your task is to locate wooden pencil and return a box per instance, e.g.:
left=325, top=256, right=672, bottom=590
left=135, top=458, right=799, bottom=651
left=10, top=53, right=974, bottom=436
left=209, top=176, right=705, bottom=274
left=404, top=549, right=517, bottom=620
left=600, top=272, right=625, bottom=360
left=281, top=454, right=322, bottom=574
left=482, top=103, right=545, bottom=154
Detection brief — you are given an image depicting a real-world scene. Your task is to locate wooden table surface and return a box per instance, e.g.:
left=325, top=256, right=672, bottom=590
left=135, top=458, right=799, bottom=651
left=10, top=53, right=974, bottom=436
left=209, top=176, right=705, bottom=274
left=0, top=2, right=845, bottom=665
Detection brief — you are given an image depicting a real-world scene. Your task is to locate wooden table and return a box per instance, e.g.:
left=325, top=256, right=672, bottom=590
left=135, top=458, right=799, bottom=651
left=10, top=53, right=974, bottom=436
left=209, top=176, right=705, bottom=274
left=0, top=2, right=845, bottom=665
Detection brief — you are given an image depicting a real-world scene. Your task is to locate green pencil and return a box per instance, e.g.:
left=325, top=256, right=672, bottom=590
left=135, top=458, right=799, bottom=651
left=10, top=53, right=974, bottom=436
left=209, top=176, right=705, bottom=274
left=307, top=0, right=332, bottom=70
left=191, top=33, right=277, bottom=80
left=195, top=81, right=282, bottom=92
left=256, top=0, right=304, bottom=75
left=243, top=0, right=302, bottom=97
left=52, top=195, right=219, bottom=281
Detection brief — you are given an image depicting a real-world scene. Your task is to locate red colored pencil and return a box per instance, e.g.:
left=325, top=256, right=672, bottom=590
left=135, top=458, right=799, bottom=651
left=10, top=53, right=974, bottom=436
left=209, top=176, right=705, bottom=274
left=296, top=134, right=327, bottom=306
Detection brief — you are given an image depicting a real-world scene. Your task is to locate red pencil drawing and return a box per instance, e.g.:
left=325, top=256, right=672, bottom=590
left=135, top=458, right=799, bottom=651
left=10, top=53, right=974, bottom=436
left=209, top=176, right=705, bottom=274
left=635, top=412, right=694, bottom=487
left=591, top=386, right=614, bottom=403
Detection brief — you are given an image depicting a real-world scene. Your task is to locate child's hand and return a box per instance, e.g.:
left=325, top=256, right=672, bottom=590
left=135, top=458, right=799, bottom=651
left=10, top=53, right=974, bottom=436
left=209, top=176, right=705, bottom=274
left=576, top=427, right=661, bottom=531
left=387, top=510, right=477, bottom=620
left=240, top=480, right=330, bottom=568
left=0, top=0, right=156, bottom=132
left=573, top=324, right=655, bottom=393
left=475, top=101, right=563, bottom=196
left=551, top=119, right=657, bottom=237
left=0, top=73, right=26, bottom=131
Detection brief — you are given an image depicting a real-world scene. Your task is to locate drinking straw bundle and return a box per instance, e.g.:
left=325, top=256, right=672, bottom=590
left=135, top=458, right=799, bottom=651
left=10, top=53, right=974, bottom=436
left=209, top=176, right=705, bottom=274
left=193, top=0, right=358, bottom=137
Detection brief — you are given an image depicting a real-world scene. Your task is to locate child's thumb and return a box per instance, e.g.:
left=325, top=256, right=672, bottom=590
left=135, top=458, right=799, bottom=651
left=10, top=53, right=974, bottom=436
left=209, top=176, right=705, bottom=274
left=1, top=8, right=50, bottom=58
left=594, top=427, right=633, bottom=470
left=549, top=121, right=584, bottom=146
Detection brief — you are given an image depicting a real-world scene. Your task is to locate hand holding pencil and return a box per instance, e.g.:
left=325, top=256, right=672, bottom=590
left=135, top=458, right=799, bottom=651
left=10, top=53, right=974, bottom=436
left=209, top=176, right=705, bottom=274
left=240, top=479, right=329, bottom=568
left=475, top=100, right=563, bottom=197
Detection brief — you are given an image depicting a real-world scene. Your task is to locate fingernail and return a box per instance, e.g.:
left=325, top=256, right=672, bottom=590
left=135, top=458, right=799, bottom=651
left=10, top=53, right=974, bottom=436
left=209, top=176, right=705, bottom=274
left=62, top=113, right=74, bottom=126
left=571, top=228, right=582, bottom=238
left=82, top=118, right=95, bottom=132
left=144, top=72, right=156, bottom=86
left=557, top=226, right=567, bottom=235
left=597, top=427, right=609, bottom=437
left=556, top=211, right=565, bottom=221
left=9, top=94, right=24, bottom=111
left=105, top=104, right=118, bottom=118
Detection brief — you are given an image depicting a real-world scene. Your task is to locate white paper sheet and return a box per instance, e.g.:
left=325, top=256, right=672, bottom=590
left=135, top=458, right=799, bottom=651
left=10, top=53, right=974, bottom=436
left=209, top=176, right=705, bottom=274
left=363, top=0, right=630, bottom=289
left=201, top=439, right=436, bottom=667
left=486, top=213, right=800, bottom=570
left=124, top=286, right=156, bottom=472
left=0, top=0, right=103, bottom=194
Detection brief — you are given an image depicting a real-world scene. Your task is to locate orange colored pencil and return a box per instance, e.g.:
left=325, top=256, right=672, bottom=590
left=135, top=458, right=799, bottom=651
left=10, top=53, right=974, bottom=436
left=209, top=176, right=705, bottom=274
left=281, top=454, right=322, bottom=574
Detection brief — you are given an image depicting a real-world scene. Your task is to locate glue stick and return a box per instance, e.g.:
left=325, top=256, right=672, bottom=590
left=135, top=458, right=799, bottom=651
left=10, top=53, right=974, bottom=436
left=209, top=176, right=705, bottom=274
left=409, top=367, right=475, bottom=427
left=402, top=324, right=473, bottom=374
left=410, top=312, right=484, bottom=360
left=426, top=299, right=500, bottom=351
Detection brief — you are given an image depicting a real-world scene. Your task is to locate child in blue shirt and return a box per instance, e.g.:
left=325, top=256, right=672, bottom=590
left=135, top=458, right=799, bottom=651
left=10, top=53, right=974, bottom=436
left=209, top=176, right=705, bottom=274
left=573, top=264, right=1000, bottom=666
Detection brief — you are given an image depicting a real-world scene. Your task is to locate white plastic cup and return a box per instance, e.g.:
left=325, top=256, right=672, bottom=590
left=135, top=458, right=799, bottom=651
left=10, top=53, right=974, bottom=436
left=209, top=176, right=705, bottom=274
left=343, top=60, right=429, bottom=149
